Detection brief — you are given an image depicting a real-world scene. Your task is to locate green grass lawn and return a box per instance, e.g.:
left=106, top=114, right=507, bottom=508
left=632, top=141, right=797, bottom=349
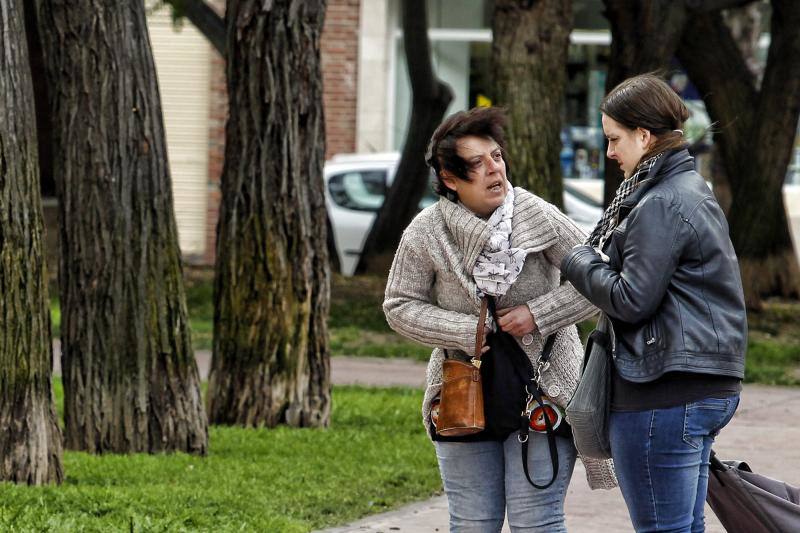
left=0, top=383, right=440, bottom=532
left=745, top=300, right=800, bottom=385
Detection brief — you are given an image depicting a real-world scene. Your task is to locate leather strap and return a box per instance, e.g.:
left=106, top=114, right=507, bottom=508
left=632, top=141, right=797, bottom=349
left=519, top=385, right=560, bottom=490
left=473, top=298, right=489, bottom=360
left=539, top=334, right=557, bottom=364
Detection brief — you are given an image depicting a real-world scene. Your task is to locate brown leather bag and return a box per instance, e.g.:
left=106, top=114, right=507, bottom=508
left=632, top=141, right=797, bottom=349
left=435, top=298, right=488, bottom=437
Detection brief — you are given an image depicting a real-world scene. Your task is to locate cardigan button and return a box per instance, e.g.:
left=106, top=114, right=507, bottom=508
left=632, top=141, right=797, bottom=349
left=521, top=334, right=534, bottom=346
left=548, top=385, right=561, bottom=397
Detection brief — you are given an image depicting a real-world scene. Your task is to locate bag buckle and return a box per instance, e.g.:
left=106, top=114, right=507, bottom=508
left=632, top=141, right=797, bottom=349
left=532, top=360, right=549, bottom=384
left=522, top=388, right=535, bottom=416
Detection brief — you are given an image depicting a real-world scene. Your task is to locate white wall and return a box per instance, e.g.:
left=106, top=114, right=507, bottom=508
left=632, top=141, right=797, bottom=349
left=356, top=0, right=392, bottom=153
left=147, top=9, right=211, bottom=257
left=784, top=186, right=800, bottom=265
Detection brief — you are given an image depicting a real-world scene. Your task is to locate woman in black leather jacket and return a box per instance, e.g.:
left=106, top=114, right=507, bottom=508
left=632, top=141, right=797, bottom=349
left=561, top=74, right=747, bottom=532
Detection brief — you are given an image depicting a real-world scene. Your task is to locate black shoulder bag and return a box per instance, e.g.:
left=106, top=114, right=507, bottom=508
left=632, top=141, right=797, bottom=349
left=485, top=297, right=568, bottom=490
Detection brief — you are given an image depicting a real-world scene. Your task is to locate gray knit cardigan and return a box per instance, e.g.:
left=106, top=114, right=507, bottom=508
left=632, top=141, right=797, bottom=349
left=383, top=188, right=617, bottom=490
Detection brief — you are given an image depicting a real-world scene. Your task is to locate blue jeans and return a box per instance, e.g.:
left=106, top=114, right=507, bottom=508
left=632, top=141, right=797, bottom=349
left=434, top=432, right=576, bottom=532
left=610, top=394, right=740, bottom=533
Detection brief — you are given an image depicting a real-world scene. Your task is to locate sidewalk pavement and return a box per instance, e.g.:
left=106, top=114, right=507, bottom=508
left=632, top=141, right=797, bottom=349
left=316, top=357, right=800, bottom=533
left=50, top=348, right=800, bottom=532
left=52, top=343, right=427, bottom=388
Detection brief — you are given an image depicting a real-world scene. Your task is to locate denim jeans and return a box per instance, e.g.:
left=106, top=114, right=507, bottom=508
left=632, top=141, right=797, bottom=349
left=610, top=394, right=740, bottom=533
left=434, top=431, right=576, bottom=532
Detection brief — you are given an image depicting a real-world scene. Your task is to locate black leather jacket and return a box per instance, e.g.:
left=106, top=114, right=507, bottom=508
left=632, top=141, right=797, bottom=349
left=561, top=149, right=746, bottom=382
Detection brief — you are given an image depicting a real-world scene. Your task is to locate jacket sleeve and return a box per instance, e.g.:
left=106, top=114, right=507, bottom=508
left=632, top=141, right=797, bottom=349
left=526, top=203, right=599, bottom=337
left=560, top=196, right=683, bottom=324
left=383, top=231, right=481, bottom=354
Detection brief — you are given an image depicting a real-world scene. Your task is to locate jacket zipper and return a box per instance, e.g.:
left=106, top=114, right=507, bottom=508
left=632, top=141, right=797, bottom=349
left=646, top=320, right=657, bottom=346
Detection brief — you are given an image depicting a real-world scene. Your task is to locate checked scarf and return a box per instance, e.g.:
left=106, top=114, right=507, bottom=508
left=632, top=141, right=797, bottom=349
left=585, top=152, right=663, bottom=249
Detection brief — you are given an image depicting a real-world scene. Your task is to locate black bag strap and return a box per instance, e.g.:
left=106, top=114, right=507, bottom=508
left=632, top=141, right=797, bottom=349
left=540, top=334, right=557, bottom=363
left=486, top=297, right=559, bottom=489
left=518, top=384, right=559, bottom=489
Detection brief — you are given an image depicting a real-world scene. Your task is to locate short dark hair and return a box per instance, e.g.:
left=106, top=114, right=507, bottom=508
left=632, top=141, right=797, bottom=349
left=600, top=73, right=690, bottom=157
left=425, top=107, right=510, bottom=199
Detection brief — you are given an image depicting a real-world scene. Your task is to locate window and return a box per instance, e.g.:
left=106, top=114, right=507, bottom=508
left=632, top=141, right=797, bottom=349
left=328, top=171, right=387, bottom=211
left=327, top=169, right=439, bottom=212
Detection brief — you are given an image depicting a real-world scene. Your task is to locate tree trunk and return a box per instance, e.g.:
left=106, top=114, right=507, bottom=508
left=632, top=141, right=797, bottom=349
left=677, top=0, right=800, bottom=307
left=601, top=0, right=687, bottom=205
left=355, top=0, right=453, bottom=275
left=0, top=0, right=63, bottom=484
left=207, top=0, right=331, bottom=428
left=712, top=3, right=764, bottom=217
left=35, top=0, right=208, bottom=453
left=491, top=0, right=573, bottom=207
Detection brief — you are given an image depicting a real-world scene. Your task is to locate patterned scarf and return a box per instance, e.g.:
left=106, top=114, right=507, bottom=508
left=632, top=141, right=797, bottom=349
left=473, top=182, right=528, bottom=297
left=585, top=152, right=664, bottom=249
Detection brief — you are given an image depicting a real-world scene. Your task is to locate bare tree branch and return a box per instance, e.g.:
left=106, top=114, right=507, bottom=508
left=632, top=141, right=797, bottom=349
left=163, top=0, right=225, bottom=57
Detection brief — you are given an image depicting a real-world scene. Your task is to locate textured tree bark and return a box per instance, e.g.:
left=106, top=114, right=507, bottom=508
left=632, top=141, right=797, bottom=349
left=601, top=0, right=687, bottom=205
left=491, top=0, right=572, bottom=207
left=678, top=0, right=800, bottom=307
left=35, top=0, right=208, bottom=453
left=355, top=0, right=453, bottom=275
left=207, top=0, right=331, bottom=427
left=0, top=0, right=64, bottom=484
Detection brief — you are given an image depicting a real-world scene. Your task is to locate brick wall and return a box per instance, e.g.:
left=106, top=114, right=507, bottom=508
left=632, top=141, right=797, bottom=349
left=321, top=0, right=360, bottom=160
left=204, top=0, right=361, bottom=264
left=204, top=0, right=227, bottom=266
left=204, top=50, right=226, bottom=266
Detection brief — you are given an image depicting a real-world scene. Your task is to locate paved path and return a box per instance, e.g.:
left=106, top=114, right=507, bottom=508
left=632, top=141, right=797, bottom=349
left=50, top=348, right=800, bottom=532
left=313, top=358, right=800, bottom=533
left=52, top=346, right=426, bottom=388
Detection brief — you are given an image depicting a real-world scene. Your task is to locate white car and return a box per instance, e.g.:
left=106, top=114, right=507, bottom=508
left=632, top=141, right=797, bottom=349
left=324, top=152, right=604, bottom=275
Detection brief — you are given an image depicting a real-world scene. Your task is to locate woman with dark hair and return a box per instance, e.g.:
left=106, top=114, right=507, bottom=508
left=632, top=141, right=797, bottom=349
left=561, top=73, right=747, bottom=532
left=383, top=106, right=616, bottom=532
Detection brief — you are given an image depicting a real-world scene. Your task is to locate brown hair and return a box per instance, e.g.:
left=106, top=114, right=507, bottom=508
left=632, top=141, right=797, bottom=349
left=425, top=107, right=510, bottom=199
left=600, top=73, right=690, bottom=157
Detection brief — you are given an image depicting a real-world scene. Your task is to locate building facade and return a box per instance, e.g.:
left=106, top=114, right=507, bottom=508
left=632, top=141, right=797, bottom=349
left=145, top=0, right=799, bottom=266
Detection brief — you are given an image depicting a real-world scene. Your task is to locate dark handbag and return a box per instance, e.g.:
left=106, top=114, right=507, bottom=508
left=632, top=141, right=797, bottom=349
left=435, top=299, right=489, bottom=437
left=707, top=450, right=800, bottom=533
left=565, top=313, right=613, bottom=459
left=435, top=297, right=567, bottom=489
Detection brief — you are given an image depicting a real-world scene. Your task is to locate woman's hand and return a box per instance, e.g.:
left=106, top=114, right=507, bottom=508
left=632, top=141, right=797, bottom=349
left=496, top=305, right=536, bottom=338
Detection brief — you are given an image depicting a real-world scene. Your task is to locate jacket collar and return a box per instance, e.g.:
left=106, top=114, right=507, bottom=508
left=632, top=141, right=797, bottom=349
left=621, top=148, right=695, bottom=210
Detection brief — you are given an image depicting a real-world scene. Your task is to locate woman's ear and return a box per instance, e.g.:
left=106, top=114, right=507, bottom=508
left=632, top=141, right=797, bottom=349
left=637, top=127, right=654, bottom=149
left=440, top=171, right=458, bottom=192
